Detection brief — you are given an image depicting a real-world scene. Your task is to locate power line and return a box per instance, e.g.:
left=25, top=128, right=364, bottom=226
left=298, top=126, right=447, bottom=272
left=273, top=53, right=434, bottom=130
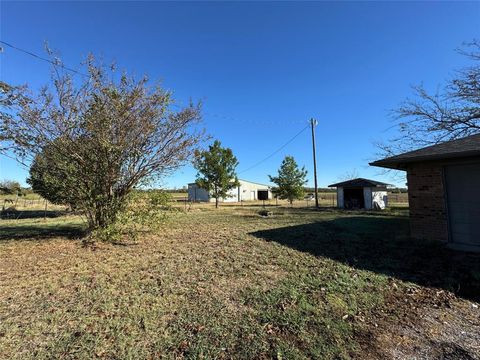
left=172, top=101, right=304, bottom=126
left=238, top=124, right=309, bottom=175
left=1, top=40, right=310, bottom=175
left=0, top=40, right=88, bottom=77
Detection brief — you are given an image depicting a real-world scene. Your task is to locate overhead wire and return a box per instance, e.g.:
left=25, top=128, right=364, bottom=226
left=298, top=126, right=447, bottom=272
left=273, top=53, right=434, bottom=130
left=1, top=40, right=310, bottom=176
left=237, top=124, right=309, bottom=174
left=0, top=40, right=89, bottom=77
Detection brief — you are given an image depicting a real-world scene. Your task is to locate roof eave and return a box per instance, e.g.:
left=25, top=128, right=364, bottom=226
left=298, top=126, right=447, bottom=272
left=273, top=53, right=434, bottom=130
left=328, top=178, right=391, bottom=187
left=369, top=160, right=407, bottom=170
left=370, top=150, right=480, bottom=170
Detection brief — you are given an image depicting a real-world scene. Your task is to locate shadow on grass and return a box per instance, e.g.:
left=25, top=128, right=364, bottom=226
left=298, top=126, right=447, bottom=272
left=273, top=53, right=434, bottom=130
left=250, top=215, right=480, bottom=302
left=0, top=209, right=67, bottom=220
left=0, top=222, right=85, bottom=241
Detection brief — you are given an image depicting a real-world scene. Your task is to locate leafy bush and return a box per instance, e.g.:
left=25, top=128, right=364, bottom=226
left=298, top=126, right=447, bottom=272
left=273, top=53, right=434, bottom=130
left=88, top=190, right=173, bottom=244
left=2, top=54, right=203, bottom=232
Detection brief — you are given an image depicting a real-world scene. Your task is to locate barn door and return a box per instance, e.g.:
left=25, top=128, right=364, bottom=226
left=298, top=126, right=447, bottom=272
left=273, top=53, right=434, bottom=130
left=445, top=163, right=480, bottom=250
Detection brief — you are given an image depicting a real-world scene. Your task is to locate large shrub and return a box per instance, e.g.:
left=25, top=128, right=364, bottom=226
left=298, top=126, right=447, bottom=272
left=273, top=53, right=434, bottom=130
left=1, top=54, right=204, bottom=233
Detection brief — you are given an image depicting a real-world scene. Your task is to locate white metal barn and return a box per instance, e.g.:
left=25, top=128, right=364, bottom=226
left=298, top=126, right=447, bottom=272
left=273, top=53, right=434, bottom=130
left=188, top=179, right=272, bottom=203
left=328, top=178, right=389, bottom=210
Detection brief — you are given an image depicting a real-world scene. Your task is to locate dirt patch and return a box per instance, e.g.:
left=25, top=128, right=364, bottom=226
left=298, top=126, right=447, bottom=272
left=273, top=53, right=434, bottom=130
left=365, top=284, right=480, bottom=359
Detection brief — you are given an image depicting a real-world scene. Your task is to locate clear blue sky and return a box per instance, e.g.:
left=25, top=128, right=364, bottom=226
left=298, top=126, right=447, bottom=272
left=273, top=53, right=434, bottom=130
left=1, top=1, right=479, bottom=188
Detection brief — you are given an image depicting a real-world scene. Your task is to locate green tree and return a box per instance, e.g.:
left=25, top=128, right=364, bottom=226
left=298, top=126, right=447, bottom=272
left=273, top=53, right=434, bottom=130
left=269, top=156, right=308, bottom=205
left=27, top=138, right=84, bottom=208
left=0, top=52, right=203, bottom=233
left=193, top=140, right=239, bottom=208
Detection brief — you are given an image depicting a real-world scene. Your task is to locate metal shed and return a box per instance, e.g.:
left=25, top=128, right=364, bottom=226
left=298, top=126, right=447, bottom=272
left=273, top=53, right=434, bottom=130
left=188, top=179, right=272, bottom=203
left=328, top=178, right=389, bottom=210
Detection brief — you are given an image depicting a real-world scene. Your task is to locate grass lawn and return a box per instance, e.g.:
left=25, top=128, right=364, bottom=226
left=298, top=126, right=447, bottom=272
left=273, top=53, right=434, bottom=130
left=0, top=206, right=479, bottom=359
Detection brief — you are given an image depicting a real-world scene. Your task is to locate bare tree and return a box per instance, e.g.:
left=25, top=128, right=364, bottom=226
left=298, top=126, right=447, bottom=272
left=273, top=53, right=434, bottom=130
left=337, top=168, right=359, bottom=181
left=0, top=53, right=204, bottom=231
left=377, top=40, right=480, bottom=157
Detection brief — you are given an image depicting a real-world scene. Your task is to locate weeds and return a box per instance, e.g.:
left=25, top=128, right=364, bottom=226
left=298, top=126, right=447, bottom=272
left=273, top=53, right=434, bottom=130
left=0, top=207, right=478, bottom=359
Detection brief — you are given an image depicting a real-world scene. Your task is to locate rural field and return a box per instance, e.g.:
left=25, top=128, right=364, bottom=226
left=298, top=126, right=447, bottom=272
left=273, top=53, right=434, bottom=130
left=0, top=202, right=479, bottom=359
left=168, top=191, right=409, bottom=209
left=2, top=1, right=479, bottom=359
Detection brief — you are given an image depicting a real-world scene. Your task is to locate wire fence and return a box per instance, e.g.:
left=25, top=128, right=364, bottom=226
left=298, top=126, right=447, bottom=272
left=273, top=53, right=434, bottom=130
left=1, top=191, right=409, bottom=220
left=0, top=196, right=59, bottom=220
left=388, top=193, right=409, bottom=204
left=174, top=191, right=408, bottom=210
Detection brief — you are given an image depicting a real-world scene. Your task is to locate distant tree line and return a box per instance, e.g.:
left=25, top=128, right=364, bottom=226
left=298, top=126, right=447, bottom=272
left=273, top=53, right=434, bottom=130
left=0, top=180, right=33, bottom=196
left=161, top=188, right=188, bottom=193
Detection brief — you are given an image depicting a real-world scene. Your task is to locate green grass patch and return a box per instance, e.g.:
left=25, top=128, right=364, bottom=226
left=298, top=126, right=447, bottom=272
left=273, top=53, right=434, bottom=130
left=0, top=215, right=84, bottom=241
left=0, top=206, right=478, bottom=359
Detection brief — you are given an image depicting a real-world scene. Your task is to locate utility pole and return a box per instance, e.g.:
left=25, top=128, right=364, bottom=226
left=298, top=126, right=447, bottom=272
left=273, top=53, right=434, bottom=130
left=310, top=118, right=319, bottom=208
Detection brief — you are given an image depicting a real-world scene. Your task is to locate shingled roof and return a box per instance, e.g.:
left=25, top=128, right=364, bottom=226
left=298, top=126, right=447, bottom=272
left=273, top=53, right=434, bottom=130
left=370, top=133, right=480, bottom=170
left=328, top=178, right=390, bottom=188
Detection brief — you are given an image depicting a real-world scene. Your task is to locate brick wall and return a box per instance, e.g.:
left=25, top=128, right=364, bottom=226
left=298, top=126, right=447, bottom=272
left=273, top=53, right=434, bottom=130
left=407, top=163, right=448, bottom=242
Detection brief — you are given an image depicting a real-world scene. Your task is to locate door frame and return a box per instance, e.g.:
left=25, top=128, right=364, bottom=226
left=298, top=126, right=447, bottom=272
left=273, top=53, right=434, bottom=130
left=443, top=160, right=480, bottom=252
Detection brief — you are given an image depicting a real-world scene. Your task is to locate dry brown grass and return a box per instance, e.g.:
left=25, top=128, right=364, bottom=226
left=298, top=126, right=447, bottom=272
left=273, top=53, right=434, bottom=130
left=0, top=206, right=478, bottom=359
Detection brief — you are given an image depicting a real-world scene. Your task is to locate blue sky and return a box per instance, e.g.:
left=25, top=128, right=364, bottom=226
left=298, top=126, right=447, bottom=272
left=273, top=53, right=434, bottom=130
left=1, top=1, right=479, bottom=188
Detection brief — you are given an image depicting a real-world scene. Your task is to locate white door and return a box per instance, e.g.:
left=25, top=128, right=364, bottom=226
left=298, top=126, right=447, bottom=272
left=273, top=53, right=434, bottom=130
left=251, top=191, right=255, bottom=200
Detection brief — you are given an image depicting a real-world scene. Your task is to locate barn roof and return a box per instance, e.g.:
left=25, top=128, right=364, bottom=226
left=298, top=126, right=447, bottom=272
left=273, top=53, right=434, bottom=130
left=238, top=179, right=271, bottom=187
left=370, top=133, right=480, bottom=170
left=328, top=178, right=390, bottom=188
left=188, top=179, right=271, bottom=187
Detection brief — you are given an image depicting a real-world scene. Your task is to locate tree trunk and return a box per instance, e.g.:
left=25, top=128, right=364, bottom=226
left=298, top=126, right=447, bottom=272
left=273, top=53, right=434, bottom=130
left=215, top=197, right=219, bottom=209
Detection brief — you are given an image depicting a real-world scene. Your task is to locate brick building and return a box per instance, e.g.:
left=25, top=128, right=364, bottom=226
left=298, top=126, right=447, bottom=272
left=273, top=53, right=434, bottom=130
left=371, top=134, right=480, bottom=252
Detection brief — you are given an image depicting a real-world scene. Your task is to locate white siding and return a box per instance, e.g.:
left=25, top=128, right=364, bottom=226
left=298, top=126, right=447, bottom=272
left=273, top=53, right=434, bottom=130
left=222, top=186, right=240, bottom=202
left=187, top=179, right=272, bottom=203
left=337, top=187, right=344, bottom=208
left=363, top=187, right=373, bottom=210
left=372, top=190, right=388, bottom=210
left=237, top=179, right=271, bottom=201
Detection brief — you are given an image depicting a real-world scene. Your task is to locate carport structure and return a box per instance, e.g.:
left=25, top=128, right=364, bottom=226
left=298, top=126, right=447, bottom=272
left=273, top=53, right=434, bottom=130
left=328, top=178, right=389, bottom=210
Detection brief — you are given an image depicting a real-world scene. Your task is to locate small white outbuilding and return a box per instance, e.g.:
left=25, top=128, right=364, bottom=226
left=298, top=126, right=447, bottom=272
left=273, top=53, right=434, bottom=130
left=328, top=178, right=389, bottom=210
left=188, top=179, right=272, bottom=203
